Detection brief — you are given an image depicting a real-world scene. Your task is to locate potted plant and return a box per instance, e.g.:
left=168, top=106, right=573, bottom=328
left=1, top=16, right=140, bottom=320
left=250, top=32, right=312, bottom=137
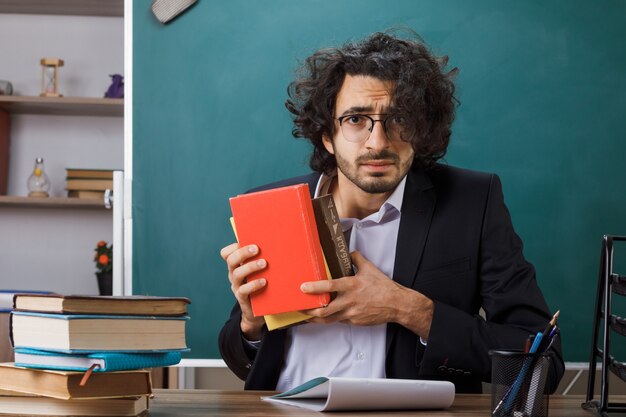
left=94, top=240, right=112, bottom=295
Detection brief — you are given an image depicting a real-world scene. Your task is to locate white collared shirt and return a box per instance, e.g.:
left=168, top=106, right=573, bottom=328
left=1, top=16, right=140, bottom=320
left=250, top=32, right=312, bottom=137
left=275, top=171, right=406, bottom=391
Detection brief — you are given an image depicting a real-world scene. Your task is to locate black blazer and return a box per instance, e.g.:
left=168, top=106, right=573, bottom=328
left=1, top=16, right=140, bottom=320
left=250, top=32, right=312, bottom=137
left=218, top=164, right=564, bottom=393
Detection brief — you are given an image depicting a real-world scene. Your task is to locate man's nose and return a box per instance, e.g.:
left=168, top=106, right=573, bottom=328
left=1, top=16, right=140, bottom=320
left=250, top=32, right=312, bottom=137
left=365, top=120, right=390, bottom=149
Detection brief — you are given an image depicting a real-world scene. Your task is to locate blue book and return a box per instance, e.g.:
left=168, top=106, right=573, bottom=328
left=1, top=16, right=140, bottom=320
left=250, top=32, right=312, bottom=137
left=14, top=347, right=182, bottom=372
left=11, top=311, right=189, bottom=352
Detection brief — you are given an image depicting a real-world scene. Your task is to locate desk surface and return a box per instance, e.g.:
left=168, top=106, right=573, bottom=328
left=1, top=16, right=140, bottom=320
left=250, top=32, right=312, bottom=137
left=149, top=390, right=602, bottom=417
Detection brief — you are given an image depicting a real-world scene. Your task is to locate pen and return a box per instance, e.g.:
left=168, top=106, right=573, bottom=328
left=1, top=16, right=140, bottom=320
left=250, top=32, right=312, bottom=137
left=544, top=327, right=560, bottom=352
left=537, top=310, right=560, bottom=353
left=493, top=332, right=543, bottom=416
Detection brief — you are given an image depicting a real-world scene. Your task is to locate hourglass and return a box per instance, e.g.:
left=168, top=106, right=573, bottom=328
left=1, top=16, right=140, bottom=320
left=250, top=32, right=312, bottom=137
left=40, top=58, right=64, bottom=97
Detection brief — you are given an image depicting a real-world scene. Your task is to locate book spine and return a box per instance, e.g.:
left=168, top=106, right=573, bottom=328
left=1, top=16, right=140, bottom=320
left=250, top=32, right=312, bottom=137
left=312, top=195, right=353, bottom=278
left=298, top=186, right=330, bottom=307
left=0, top=109, right=8, bottom=195
left=65, top=179, right=113, bottom=191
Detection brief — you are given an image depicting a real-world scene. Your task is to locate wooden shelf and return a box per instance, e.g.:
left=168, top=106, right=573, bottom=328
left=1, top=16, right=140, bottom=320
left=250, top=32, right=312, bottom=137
left=0, top=96, right=123, bottom=117
left=0, top=0, right=123, bottom=17
left=0, top=195, right=108, bottom=209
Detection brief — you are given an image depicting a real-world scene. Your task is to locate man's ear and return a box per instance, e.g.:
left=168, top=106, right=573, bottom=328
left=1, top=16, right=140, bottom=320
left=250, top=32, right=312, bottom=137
left=322, top=134, right=335, bottom=155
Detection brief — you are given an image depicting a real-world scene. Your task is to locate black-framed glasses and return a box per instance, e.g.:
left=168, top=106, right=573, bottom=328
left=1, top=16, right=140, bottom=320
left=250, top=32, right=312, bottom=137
left=336, top=113, right=410, bottom=143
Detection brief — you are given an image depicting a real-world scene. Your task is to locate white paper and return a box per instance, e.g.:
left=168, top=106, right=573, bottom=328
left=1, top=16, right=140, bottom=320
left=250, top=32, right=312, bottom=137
left=263, top=377, right=455, bottom=411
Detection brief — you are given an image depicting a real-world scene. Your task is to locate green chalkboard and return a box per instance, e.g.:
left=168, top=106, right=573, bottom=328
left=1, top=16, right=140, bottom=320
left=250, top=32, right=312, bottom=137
left=133, top=0, right=626, bottom=361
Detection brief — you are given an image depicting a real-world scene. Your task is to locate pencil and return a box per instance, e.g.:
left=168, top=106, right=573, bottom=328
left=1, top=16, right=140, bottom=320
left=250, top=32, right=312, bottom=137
left=538, top=310, right=560, bottom=352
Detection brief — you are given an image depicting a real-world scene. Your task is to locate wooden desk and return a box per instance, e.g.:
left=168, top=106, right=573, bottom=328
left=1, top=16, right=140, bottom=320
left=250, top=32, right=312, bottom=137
left=149, top=390, right=601, bottom=416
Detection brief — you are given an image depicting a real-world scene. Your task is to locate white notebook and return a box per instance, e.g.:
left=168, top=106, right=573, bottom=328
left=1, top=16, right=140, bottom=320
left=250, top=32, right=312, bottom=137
left=263, top=377, right=455, bottom=412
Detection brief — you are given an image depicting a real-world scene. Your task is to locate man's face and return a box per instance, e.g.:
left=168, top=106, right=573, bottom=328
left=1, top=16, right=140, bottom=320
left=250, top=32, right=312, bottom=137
left=323, top=74, right=415, bottom=194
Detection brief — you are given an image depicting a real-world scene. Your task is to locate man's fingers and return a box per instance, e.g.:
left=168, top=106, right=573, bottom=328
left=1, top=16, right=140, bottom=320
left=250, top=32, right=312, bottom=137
left=219, top=242, right=239, bottom=261
left=225, top=244, right=259, bottom=270
left=305, top=306, right=344, bottom=323
left=230, top=258, right=267, bottom=285
left=301, top=280, right=331, bottom=293
left=350, top=250, right=369, bottom=270
left=238, top=278, right=267, bottom=297
left=301, top=276, right=354, bottom=293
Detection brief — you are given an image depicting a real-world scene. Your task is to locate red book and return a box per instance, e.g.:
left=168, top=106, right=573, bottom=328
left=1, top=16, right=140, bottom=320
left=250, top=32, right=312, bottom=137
left=229, top=184, right=330, bottom=316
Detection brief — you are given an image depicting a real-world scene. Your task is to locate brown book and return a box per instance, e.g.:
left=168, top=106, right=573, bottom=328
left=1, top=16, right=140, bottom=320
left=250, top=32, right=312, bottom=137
left=65, top=168, right=115, bottom=180
left=67, top=190, right=105, bottom=199
left=312, top=194, right=354, bottom=278
left=13, top=294, right=190, bottom=316
left=0, top=391, right=148, bottom=416
left=65, top=178, right=113, bottom=191
left=11, top=311, right=188, bottom=352
left=0, top=363, right=152, bottom=400
left=0, top=109, right=8, bottom=195
left=0, top=388, right=31, bottom=396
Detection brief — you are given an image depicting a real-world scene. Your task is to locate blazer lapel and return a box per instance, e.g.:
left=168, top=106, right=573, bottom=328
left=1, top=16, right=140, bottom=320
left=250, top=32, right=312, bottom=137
left=386, top=168, right=436, bottom=354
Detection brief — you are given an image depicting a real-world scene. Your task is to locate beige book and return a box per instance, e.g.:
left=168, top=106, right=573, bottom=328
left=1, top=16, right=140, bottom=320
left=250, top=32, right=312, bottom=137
left=0, top=393, right=148, bottom=416
left=11, top=312, right=188, bottom=351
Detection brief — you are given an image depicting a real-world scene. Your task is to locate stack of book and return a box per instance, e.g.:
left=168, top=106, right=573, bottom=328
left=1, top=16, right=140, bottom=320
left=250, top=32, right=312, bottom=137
left=0, top=290, right=52, bottom=313
left=65, top=168, right=114, bottom=199
left=0, top=294, right=190, bottom=416
left=0, top=290, right=51, bottom=363
left=230, top=185, right=353, bottom=330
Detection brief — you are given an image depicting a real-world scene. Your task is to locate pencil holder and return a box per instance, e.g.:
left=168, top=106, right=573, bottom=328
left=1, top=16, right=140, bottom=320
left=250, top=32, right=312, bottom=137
left=490, top=350, right=551, bottom=417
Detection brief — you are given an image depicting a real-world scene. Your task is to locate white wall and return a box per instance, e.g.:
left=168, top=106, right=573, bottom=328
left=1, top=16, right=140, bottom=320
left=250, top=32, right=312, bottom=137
left=0, top=13, right=123, bottom=293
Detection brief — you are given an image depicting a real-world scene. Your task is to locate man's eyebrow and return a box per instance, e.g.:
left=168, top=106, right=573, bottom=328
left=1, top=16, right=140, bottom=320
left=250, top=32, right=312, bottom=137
left=337, top=106, right=373, bottom=117
left=337, top=106, right=396, bottom=117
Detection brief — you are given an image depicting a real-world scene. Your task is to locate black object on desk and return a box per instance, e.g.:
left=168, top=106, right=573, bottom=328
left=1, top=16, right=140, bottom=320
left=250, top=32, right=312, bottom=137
left=584, top=235, right=626, bottom=416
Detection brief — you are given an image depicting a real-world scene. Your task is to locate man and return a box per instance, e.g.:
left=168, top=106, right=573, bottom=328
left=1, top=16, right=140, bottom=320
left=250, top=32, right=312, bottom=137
left=219, top=32, right=564, bottom=393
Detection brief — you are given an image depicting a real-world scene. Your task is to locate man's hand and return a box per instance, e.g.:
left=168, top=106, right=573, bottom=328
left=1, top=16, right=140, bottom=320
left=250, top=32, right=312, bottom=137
left=220, top=242, right=267, bottom=341
left=301, top=251, right=434, bottom=339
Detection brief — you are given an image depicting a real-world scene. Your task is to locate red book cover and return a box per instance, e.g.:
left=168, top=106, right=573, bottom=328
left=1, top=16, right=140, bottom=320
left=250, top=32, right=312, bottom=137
left=229, top=184, right=330, bottom=316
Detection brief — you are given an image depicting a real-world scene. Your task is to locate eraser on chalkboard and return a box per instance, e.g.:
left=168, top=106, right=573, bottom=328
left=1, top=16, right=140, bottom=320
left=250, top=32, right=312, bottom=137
left=152, top=0, right=198, bottom=24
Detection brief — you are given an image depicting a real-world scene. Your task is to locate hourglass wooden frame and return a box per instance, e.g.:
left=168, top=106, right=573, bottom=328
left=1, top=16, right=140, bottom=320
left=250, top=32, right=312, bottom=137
left=40, top=58, right=64, bottom=97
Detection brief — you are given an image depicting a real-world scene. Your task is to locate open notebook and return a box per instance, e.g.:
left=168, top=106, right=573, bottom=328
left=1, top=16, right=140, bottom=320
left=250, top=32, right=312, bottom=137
left=263, top=377, right=455, bottom=411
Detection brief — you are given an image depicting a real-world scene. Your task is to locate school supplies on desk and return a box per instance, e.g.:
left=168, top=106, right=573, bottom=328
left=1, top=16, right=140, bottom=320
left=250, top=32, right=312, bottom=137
left=11, top=311, right=189, bottom=352
left=0, top=390, right=148, bottom=417
left=13, top=294, right=190, bottom=316
left=0, top=363, right=152, bottom=400
left=263, top=377, right=455, bottom=411
left=14, top=348, right=182, bottom=372
left=0, top=290, right=52, bottom=312
left=4, top=294, right=191, bottom=416
left=492, top=310, right=560, bottom=417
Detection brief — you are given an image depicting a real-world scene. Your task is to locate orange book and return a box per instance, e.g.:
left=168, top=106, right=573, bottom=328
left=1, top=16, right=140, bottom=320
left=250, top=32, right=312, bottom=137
left=229, top=184, right=330, bottom=316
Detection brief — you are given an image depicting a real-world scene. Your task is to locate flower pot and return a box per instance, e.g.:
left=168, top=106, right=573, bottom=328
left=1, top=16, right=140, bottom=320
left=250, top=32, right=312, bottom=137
left=96, top=271, right=113, bottom=296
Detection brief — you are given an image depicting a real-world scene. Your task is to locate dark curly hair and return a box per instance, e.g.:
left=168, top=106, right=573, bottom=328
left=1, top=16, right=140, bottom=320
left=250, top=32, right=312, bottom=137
left=285, top=31, right=459, bottom=174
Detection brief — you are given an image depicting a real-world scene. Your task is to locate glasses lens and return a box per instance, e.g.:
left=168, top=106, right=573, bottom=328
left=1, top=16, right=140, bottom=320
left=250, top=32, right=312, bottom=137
left=340, top=115, right=372, bottom=142
left=386, top=115, right=411, bottom=141
left=339, top=114, right=414, bottom=142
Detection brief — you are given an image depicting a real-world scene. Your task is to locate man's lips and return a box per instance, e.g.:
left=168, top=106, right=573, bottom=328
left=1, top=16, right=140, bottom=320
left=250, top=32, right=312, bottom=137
left=361, top=160, right=394, bottom=167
